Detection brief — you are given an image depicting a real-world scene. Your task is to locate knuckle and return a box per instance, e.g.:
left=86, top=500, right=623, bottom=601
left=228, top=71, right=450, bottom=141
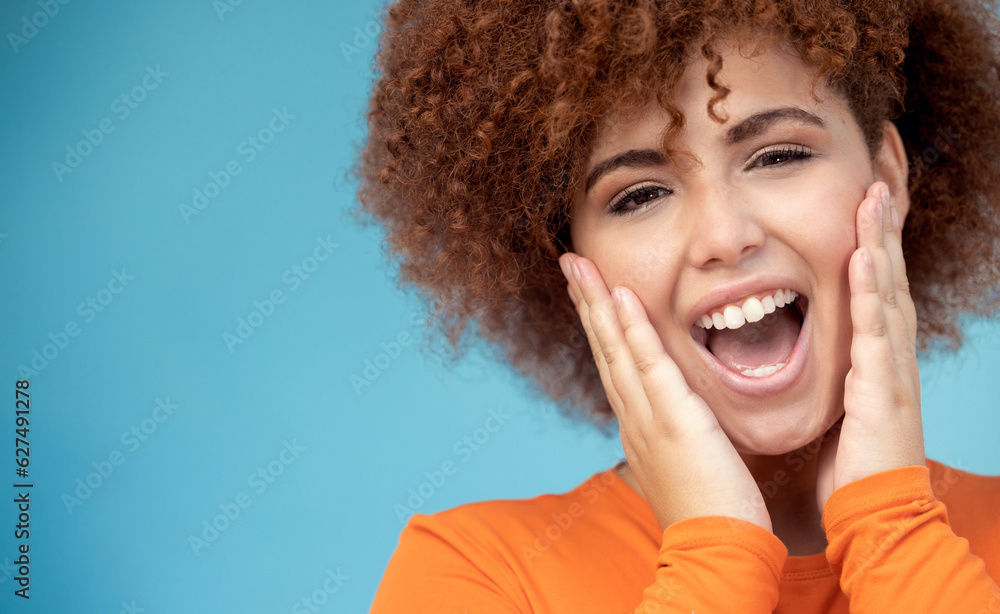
left=896, top=336, right=918, bottom=360
left=897, top=282, right=914, bottom=306
left=889, top=383, right=912, bottom=408
left=600, top=343, right=622, bottom=365
left=633, top=355, right=657, bottom=377
left=620, top=320, right=644, bottom=345
left=882, top=288, right=898, bottom=308
left=678, top=386, right=705, bottom=410
left=858, top=321, right=889, bottom=338
left=589, top=304, right=614, bottom=327
left=590, top=345, right=605, bottom=365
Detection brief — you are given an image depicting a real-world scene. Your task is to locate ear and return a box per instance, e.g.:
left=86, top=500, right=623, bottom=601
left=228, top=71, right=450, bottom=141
left=872, top=120, right=911, bottom=226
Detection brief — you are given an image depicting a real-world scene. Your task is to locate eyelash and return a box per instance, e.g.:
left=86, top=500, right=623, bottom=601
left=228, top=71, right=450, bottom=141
left=606, top=145, right=813, bottom=217
left=608, top=185, right=672, bottom=216
left=749, top=144, right=812, bottom=169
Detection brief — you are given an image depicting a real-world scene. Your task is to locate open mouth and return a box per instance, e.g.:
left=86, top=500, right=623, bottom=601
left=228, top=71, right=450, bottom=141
left=690, top=288, right=809, bottom=395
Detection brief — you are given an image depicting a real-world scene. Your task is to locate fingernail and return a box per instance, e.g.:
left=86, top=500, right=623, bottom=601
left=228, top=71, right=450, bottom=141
left=612, top=287, right=623, bottom=307
left=880, top=184, right=890, bottom=205
left=873, top=197, right=883, bottom=222
left=558, top=255, right=569, bottom=279
left=861, top=248, right=872, bottom=267
left=891, top=207, right=900, bottom=230
left=570, top=258, right=581, bottom=282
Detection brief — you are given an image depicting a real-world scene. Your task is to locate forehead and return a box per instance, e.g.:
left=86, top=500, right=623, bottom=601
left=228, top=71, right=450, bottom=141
left=588, top=37, right=849, bottom=160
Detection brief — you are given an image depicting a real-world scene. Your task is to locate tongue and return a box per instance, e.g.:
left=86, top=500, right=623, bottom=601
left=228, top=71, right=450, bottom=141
left=707, top=306, right=801, bottom=372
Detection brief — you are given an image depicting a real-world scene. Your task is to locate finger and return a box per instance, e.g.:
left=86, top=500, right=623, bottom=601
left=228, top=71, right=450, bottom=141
left=613, top=285, right=713, bottom=430
left=885, top=198, right=919, bottom=391
left=559, top=254, right=627, bottom=415
left=858, top=185, right=897, bottom=311
left=848, top=244, right=899, bottom=390
left=560, top=253, right=588, bottom=316
left=856, top=185, right=913, bottom=371
left=857, top=188, right=913, bottom=362
left=572, top=256, right=656, bottom=423
left=885, top=195, right=918, bottom=340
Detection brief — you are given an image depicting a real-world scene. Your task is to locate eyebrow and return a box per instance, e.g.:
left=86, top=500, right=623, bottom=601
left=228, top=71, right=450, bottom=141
left=583, top=106, right=826, bottom=194
left=584, top=149, right=665, bottom=194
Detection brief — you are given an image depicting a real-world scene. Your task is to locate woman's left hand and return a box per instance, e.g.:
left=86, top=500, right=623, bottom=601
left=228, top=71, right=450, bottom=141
left=815, top=181, right=926, bottom=512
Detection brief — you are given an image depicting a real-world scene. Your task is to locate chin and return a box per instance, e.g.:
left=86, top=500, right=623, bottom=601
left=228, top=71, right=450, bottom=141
left=717, top=394, right=843, bottom=457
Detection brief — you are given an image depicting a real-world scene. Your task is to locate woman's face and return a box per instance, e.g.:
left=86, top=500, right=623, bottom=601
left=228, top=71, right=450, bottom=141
left=569, top=38, right=908, bottom=456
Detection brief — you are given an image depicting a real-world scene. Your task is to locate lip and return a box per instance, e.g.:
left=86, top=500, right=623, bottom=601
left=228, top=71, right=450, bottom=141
left=686, top=276, right=804, bottom=327
left=694, top=296, right=810, bottom=397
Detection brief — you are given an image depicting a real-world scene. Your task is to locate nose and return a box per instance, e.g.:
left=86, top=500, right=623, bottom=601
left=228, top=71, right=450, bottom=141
left=684, top=187, right=766, bottom=268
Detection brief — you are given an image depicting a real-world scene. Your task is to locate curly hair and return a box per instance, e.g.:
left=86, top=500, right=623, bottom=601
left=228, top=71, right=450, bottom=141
left=356, top=0, right=1000, bottom=424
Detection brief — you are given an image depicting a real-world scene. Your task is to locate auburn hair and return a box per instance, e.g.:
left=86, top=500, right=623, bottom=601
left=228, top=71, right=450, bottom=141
left=356, top=0, right=1000, bottom=424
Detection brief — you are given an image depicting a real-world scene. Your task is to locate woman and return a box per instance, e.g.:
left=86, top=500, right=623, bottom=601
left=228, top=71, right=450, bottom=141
left=360, top=0, right=1000, bottom=611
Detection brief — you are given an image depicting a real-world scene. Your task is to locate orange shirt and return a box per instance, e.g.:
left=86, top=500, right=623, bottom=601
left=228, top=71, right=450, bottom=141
left=371, top=459, right=1000, bottom=612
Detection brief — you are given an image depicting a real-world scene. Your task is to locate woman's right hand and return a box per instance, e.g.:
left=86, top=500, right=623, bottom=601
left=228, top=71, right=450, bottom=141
left=559, top=252, right=772, bottom=533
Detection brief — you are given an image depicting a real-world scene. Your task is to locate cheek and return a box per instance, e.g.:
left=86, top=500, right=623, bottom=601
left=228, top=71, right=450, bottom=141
left=620, top=248, right=678, bottom=290
left=793, top=189, right=862, bottom=360
left=589, top=239, right=680, bottom=326
left=801, top=215, right=857, bottom=277
left=779, top=178, right=863, bottom=276
left=813, top=195, right=861, bottom=279
left=584, top=226, right=678, bottom=288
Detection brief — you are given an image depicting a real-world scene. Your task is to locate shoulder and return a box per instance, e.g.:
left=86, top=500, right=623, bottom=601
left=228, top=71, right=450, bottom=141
left=392, top=466, right=657, bottom=579
left=373, top=468, right=658, bottom=612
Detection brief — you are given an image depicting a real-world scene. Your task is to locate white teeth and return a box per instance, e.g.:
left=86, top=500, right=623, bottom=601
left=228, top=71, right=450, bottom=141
left=740, top=362, right=786, bottom=377
left=742, top=297, right=765, bottom=323
left=723, top=305, right=745, bottom=329
left=712, top=312, right=726, bottom=330
left=697, top=289, right=799, bottom=331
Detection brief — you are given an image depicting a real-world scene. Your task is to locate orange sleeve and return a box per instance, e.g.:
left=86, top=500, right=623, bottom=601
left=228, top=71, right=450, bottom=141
left=634, top=516, right=787, bottom=612
left=824, top=464, right=1000, bottom=613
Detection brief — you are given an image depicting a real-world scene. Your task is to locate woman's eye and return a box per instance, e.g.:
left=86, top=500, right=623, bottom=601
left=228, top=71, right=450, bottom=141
left=749, top=145, right=812, bottom=169
left=608, top=185, right=672, bottom=216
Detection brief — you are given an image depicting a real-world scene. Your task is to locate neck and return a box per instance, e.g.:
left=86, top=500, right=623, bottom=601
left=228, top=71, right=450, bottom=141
left=615, top=435, right=829, bottom=557
left=739, top=441, right=828, bottom=556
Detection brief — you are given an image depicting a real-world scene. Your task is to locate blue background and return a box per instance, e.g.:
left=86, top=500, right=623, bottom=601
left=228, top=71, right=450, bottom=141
left=0, top=1, right=997, bottom=611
